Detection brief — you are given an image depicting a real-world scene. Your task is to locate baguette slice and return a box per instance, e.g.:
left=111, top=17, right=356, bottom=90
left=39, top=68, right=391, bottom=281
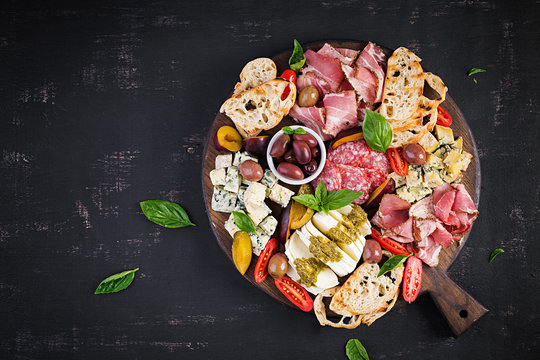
left=234, top=58, right=277, bottom=95
left=220, top=79, right=296, bottom=137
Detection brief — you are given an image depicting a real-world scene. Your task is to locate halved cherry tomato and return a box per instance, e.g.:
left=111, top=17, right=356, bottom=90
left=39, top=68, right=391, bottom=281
left=370, top=228, right=410, bottom=256
left=281, top=85, right=291, bottom=101
left=254, top=238, right=278, bottom=283
left=280, top=69, right=297, bottom=83
left=274, top=276, right=313, bottom=312
left=436, top=106, right=452, bottom=127
left=403, top=256, right=423, bottom=303
left=387, top=148, right=409, bottom=176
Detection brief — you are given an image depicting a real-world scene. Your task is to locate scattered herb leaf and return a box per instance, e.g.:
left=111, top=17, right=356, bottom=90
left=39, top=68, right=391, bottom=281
left=326, top=189, right=364, bottom=212
left=473, top=78, right=477, bottom=84
left=346, top=339, right=369, bottom=360
left=378, top=254, right=411, bottom=277
left=289, top=39, right=306, bottom=73
left=232, top=211, right=256, bottom=234
left=489, top=248, right=504, bottom=263
left=294, top=127, right=306, bottom=134
left=292, top=194, right=322, bottom=212
left=292, top=181, right=362, bottom=214
left=362, top=110, right=392, bottom=153
left=140, top=200, right=195, bottom=228
left=468, top=68, right=486, bottom=76
left=94, top=268, right=139, bottom=294
left=282, top=126, right=294, bottom=135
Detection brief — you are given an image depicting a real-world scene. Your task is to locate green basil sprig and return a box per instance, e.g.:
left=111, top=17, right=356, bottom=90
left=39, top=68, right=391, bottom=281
left=346, top=339, right=369, bottom=360
left=232, top=211, right=256, bottom=234
left=289, top=39, right=306, bottom=73
left=489, top=248, right=504, bottom=263
left=377, top=254, right=411, bottom=277
left=282, top=126, right=306, bottom=135
left=140, top=200, right=195, bottom=228
left=95, top=268, right=139, bottom=294
left=362, top=109, right=392, bottom=153
left=467, top=68, right=486, bottom=84
left=293, top=181, right=362, bottom=214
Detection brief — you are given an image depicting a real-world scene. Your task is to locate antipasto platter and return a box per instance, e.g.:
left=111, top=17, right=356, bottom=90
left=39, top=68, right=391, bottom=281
left=202, top=40, right=487, bottom=337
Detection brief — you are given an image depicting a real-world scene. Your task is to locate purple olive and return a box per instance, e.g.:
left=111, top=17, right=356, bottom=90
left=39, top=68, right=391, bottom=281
left=293, top=133, right=318, bottom=148
left=311, top=146, right=320, bottom=159
left=277, top=162, right=304, bottom=180
left=292, top=140, right=312, bottom=165
left=269, top=133, right=291, bottom=158
left=303, top=159, right=318, bottom=175
left=284, top=149, right=297, bottom=163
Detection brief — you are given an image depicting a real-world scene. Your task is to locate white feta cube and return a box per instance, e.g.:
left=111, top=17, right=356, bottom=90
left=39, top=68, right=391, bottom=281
left=211, top=186, right=237, bottom=212
left=259, top=215, right=278, bottom=235
left=215, top=154, right=233, bottom=169
left=224, top=166, right=241, bottom=193
left=269, top=183, right=294, bottom=207
left=247, top=202, right=271, bottom=226
left=209, top=168, right=226, bottom=186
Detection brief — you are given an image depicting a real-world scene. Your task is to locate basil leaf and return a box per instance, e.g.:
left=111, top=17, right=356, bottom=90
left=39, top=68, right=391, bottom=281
left=362, top=110, right=392, bottom=153
left=378, top=254, right=411, bottom=277
left=289, top=39, right=306, bottom=73
left=315, top=181, right=327, bottom=204
left=326, top=189, right=363, bottom=210
left=294, top=127, right=306, bottom=135
left=232, top=211, right=256, bottom=234
left=346, top=339, right=369, bottom=360
left=473, top=78, right=477, bottom=84
left=489, top=248, right=504, bottom=263
left=467, top=68, right=486, bottom=76
left=95, top=268, right=139, bottom=294
left=292, top=194, right=321, bottom=212
left=282, top=126, right=294, bottom=135
left=140, top=200, right=195, bottom=228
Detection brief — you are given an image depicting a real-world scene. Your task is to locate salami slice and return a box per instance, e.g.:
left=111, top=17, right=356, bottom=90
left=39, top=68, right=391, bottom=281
left=357, top=149, right=391, bottom=174
left=335, top=164, right=371, bottom=204
left=312, top=159, right=342, bottom=192
left=327, top=140, right=371, bottom=166
left=365, top=168, right=388, bottom=192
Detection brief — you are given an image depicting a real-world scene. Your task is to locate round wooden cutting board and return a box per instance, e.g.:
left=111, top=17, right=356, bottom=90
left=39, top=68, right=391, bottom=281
left=202, top=41, right=486, bottom=337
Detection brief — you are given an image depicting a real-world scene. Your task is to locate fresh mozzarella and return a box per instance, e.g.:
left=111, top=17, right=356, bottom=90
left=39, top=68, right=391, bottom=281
left=311, top=212, right=362, bottom=262
left=286, top=265, right=324, bottom=295
left=335, top=205, right=371, bottom=236
left=328, top=210, right=367, bottom=249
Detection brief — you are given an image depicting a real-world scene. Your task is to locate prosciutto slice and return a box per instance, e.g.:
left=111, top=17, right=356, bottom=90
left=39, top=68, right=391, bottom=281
left=356, top=42, right=386, bottom=102
left=341, top=64, right=377, bottom=103
left=378, top=194, right=410, bottom=229
left=414, top=237, right=442, bottom=267
left=296, top=71, right=331, bottom=97
left=322, top=91, right=358, bottom=137
left=337, top=48, right=360, bottom=62
left=318, top=43, right=356, bottom=66
left=303, top=50, right=344, bottom=91
left=288, top=104, right=332, bottom=141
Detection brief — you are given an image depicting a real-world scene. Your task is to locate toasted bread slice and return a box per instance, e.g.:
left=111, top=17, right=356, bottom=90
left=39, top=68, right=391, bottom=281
left=220, top=79, right=296, bottom=137
left=233, top=58, right=277, bottom=95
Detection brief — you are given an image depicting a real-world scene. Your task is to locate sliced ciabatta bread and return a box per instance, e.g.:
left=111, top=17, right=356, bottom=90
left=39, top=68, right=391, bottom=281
left=220, top=79, right=296, bottom=137
left=233, top=58, right=277, bottom=95
left=378, top=47, right=425, bottom=131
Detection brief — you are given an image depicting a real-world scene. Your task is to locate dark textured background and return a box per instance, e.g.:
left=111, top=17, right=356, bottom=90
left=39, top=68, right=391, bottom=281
left=1, top=1, right=539, bottom=359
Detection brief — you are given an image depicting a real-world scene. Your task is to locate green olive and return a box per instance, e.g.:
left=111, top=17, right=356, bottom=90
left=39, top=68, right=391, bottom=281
left=297, top=85, right=319, bottom=107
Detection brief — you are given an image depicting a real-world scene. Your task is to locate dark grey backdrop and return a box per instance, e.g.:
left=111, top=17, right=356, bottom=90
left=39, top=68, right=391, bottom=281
left=1, top=1, right=539, bottom=359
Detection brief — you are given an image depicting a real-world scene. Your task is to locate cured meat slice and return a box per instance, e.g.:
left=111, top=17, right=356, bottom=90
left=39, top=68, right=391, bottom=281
left=335, top=164, right=371, bottom=204
left=363, top=42, right=387, bottom=69
left=296, top=71, right=331, bottom=97
left=356, top=42, right=386, bottom=102
left=432, top=223, right=453, bottom=248
left=288, top=104, right=332, bottom=141
left=414, top=237, right=442, bottom=267
left=323, top=91, right=358, bottom=137
left=318, top=43, right=356, bottom=66
left=384, top=217, right=414, bottom=243
left=312, top=159, right=342, bottom=192
left=434, top=187, right=456, bottom=222
left=339, top=79, right=354, bottom=92
left=304, top=50, right=345, bottom=91
left=451, top=184, right=478, bottom=214
left=378, top=194, right=410, bottom=228
left=341, top=63, right=377, bottom=103
left=365, top=168, right=388, bottom=193
left=327, top=139, right=372, bottom=166
left=337, top=48, right=360, bottom=62
left=359, top=150, right=391, bottom=174
left=409, top=196, right=436, bottom=219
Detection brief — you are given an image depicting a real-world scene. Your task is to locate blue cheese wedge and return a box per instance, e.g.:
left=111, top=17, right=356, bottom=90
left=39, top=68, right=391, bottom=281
left=250, top=227, right=270, bottom=256
left=215, top=154, right=233, bottom=169
left=259, top=215, right=278, bottom=235
left=211, top=186, right=237, bottom=212
left=269, top=183, right=294, bottom=207
left=224, top=212, right=241, bottom=238
left=247, top=202, right=272, bottom=226
left=406, top=166, right=423, bottom=188
left=260, top=169, right=278, bottom=189
left=244, top=182, right=267, bottom=209
left=224, top=166, right=241, bottom=193
left=209, top=168, right=227, bottom=186
left=233, top=151, right=258, bottom=166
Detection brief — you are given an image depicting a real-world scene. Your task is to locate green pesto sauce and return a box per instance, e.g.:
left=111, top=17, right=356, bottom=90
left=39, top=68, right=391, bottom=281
left=294, top=257, right=327, bottom=287
left=346, top=205, right=368, bottom=227
left=309, top=236, right=343, bottom=263
left=327, top=227, right=354, bottom=246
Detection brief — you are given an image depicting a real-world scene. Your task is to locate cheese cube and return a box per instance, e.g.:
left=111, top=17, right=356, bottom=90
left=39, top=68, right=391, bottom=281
left=406, top=166, right=423, bottom=188
left=389, top=172, right=407, bottom=188
left=269, top=184, right=294, bottom=207
left=241, top=176, right=253, bottom=185
left=396, top=187, right=416, bottom=203
left=209, top=168, right=227, bottom=186
left=247, top=202, right=272, bottom=226
left=260, top=170, right=278, bottom=189
left=211, top=186, right=237, bottom=212
left=215, top=154, right=233, bottom=169
left=461, top=151, right=473, bottom=172
left=250, top=227, right=271, bottom=256
left=409, top=186, right=432, bottom=201
left=233, top=151, right=258, bottom=166
left=237, top=184, right=249, bottom=203
left=452, top=137, right=463, bottom=152
left=259, top=215, right=278, bottom=235
left=224, top=166, right=241, bottom=193
left=224, top=213, right=241, bottom=238
left=435, top=125, right=454, bottom=145
left=418, top=132, right=440, bottom=153
left=423, top=170, right=444, bottom=188
left=244, top=182, right=267, bottom=209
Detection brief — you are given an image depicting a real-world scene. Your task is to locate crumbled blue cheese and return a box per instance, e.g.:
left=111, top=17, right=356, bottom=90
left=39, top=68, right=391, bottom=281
left=260, top=169, right=278, bottom=189
left=224, top=213, right=241, bottom=238
left=269, top=183, right=294, bottom=207
left=224, top=166, right=241, bottom=193
left=209, top=168, right=227, bottom=186
left=237, top=184, right=249, bottom=203
left=389, top=172, right=407, bottom=188
left=243, top=182, right=267, bottom=209
left=396, top=186, right=432, bottom=203
left=233, top=151, right=258, bottom=166
left=211, top=186, right=237, bottom=212
left=247, top=202, right=272, bottom=226
left=406, top=166, right=423, bottom=188
left=250, top=227, right=271, bottom=256
left=215, top=154, right=233, bottom=169
left=259, top=215, right=278, bottom=235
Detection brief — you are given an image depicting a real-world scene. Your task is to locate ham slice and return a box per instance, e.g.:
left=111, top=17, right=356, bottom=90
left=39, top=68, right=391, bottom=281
left=378, top=194, right=410, bottom=228
left=356, top=42, right=386, bottom=102
left=322, top=91, right=358, bottom=137
left=341, top=63, right=377, bottom=103
left=414, top=237, right=442, bottom=267
left=337, top=48, right=360, bottom=62
left=303, top=50, right=344, bottom=92
left=339, top=79, right=354, bottom=92
left=318, top=43, right=356, bottom=66
left=432, top=223, right=454, bottom=248
left=363, top=42, right=387, bottom=69
left=384, top=217, right=414, bottom=243
left=296, top=71, right=331, bottom=97
left=288, top=104, right=332, bottom=141
left=409, top=196, right=436, bottom=219
left=433, top=183, right=456, bottom=222
left=451, top=184, right=478, bottom=214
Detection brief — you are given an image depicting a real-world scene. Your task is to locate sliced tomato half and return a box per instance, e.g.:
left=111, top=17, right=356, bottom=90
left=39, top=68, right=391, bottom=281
left=436, top=106, right=452, bottom=127
left=280, top=69, right=297, bottom=83
left=370, top=228, right=410, bottom=256
left=254, top=238, right=278, bottom=283
left=403, top=256, right=423, bottom=303
left=274, top=276, right=314, bottom=312
left=387, top=148, right=409, bottom=176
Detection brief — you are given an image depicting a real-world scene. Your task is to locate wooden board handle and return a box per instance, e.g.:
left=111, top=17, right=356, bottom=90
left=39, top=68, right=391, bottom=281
left=423, top=268, right=489, bottom=337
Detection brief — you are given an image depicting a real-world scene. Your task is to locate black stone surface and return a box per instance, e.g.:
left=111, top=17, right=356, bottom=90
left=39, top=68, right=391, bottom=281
left=1, top=1, right=538, bottom=359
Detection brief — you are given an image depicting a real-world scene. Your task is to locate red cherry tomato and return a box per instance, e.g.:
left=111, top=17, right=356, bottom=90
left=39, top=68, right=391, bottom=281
left=370, top=228, right=410, bottom=256
left=281, top=85, right=291, bottom=101
left=435, top=106, right=452, bottom=127
left=280, top=69, right=297, bottom=83
left=254, top=238, right=278, bottom=283
left=403, top=256, right=423, bottom=303
left=387, top=148, right=409, bottom=176
left=274, top=276, right=313, bottom=312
